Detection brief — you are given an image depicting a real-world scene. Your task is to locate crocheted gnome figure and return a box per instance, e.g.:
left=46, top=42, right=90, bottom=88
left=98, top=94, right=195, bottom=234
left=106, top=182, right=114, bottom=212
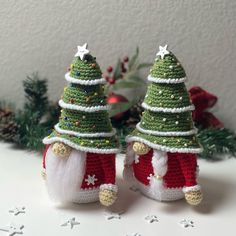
left=124, top=45, right=203, bottom=205
left=42, top=44, right=120, bottom=206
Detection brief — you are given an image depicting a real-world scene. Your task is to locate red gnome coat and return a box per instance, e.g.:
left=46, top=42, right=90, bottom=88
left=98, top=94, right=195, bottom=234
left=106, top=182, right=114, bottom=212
left=124, top=144, right=200, bottom=201
left=43, top=145, right=117, bottom=203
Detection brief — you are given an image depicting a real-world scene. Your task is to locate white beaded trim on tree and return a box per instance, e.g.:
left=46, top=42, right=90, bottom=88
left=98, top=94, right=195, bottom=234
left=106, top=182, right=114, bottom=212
left=59, top=99, right=110, bottom=112
left=136, top=123, right=198, bottom=136
left=43, top=136, right=121, bottom=154
left=147, top=75, right=187, bottom=84
left=54, top=123, right=117, bottom=138
left=142, top=102, right=195, bottom=113
left=125, top=136, right=203, bottom=153
left=65, top=72, right=106, bottom=85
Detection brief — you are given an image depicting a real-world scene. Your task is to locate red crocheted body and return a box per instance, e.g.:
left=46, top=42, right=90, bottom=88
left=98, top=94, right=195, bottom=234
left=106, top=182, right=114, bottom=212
left=132, top=150, right=154, bottom=185
left=132, top=150, right=198, bottom=188
left=80, top=152, right=116, bottom=189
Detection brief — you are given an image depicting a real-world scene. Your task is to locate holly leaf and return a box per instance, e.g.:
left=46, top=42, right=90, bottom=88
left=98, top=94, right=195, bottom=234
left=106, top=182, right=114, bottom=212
left=113, top=59, right=122, bottom=79
left=137, top=63, right=152, bottom=70
left=128, top=47, right=139, bottom=70
left=109, top=101, right=134, bottom=117
left=112, top=80, right=144, bottom=91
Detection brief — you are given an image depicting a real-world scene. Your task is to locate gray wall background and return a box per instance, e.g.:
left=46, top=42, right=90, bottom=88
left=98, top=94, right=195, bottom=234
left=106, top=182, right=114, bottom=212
left=0, top=0, right=235, bottom=129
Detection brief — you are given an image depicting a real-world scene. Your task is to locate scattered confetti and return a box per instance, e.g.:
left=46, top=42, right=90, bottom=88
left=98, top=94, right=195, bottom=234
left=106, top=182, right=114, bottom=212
left=144, top=215, right=159, bottom=223
left=179, top=219, right=194, bottom=228
left=0, top=223, right=24, bottom=236
left=104, top=211, right=122, bottom=220
left=61, top=217, right=80, bottom=229
left=9, top=207, right=26, bottom=216
left=126, top=233, right=141, bottom=236
left=129, top=186, right=139, bottom=192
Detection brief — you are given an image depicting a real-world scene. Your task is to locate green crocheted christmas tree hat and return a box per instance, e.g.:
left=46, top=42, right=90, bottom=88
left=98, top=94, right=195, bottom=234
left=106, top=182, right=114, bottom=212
left=43, top=44, right=120, bottom=154
left=126, top=45, right=202, bottom=153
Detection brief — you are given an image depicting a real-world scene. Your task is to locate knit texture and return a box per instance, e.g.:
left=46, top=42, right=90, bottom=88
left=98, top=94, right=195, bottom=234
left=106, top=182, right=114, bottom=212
left=43, top=51, right=120, bottom=153
left=126, top=49, right=202, bottom=153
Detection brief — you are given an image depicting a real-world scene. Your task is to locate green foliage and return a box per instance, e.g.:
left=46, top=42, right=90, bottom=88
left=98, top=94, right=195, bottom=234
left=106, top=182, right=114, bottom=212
left=197, top=128, right=236, bottom=159
left=0, top=73, right=59, bottom=152
left=23, top=73, right=48, bottom=120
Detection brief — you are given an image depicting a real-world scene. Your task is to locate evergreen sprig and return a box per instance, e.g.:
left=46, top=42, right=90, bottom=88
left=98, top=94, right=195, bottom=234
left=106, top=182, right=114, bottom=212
left=197, top=128, right=236, bottom=160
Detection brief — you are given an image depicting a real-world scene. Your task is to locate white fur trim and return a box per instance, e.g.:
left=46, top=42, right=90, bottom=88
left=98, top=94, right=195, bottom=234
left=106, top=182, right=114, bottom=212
left=152, top=150, right=168, bottom=177
left=125, top=136, right=203, bottom=153
left=142, top=102, right=195, bottom=113
left=45, top=146, right=87, bottom=203
left=136, top=181, right=184, bottom=201
left=124, top=143, right=135, bottom=165
left=54, top=123, right=116, bottom=138
left=59, top=99, right=110, bottom=112
left=65, top=72, right=106, bottom=85
left=100, top=184, right=118, bottom=193
left=183, top=184, right=201, bottom=193
left=43, top=136, right=121, bottom=154
left=136, top=123, right=198, bottom=136
left=148, top=75, right=187, bottom=84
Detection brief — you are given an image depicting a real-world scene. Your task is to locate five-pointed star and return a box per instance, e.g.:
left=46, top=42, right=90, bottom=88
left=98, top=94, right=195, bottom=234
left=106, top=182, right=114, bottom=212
left=179, top=219, right=194, bottom=228
left=61, top=217, right=80, bottom=229
left=74, top=43, right=90, bottom=60
left=126, top=233, right=141, bottom=236
left=9, top=207, right=26, bottom=216
left=85, top=174, right=98, bottom=186
left=144, top=215, right=159, bottom=223
left=0, top=223, right=24, bottom=236
left=104, top=211, right=122, bottom=220
left=129, top=186, right=139, bottom=192
left=156, top=45, right=169, bottom=59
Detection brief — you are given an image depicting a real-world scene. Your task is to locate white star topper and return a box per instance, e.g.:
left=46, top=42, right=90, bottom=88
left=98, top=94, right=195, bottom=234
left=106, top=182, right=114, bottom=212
left=75, top=43, right=90, bottom=60
left=156, top=45, right=169, bottom=59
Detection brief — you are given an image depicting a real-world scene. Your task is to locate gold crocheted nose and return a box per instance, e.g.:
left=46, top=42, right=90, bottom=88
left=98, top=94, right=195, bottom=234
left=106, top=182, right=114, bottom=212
left=52, top=142, right=72, bottom=158
left=132, top=142, right=151, bottom=155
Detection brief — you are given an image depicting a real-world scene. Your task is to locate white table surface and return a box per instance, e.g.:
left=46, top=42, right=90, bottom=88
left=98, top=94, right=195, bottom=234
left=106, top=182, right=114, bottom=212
left=0, top=142, right=236, bottom=236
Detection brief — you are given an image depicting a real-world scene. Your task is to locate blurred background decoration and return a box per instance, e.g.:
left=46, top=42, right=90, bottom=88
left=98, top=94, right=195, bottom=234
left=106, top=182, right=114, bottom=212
left=0, top=49, right=235, bottom=160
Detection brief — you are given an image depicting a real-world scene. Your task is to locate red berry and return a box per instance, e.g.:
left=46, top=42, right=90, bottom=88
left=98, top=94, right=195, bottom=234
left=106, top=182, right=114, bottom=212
left=123, top=56, right=129, bottom=62
left=109, top=77, right=116, bottom=84
left=107, top=66, right=113, bottom=73
left=105, top=75, right=110, bottom=81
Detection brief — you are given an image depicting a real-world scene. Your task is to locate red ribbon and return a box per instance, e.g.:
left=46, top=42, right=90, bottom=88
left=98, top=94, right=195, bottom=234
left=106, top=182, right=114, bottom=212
left=189, top=86, right=224, bottom=128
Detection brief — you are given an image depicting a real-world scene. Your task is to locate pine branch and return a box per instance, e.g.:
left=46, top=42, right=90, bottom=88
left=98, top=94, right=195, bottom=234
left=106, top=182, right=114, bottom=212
left=23, top=73, right=48, bottom=121
left=197, top=128, right=236, bottom=160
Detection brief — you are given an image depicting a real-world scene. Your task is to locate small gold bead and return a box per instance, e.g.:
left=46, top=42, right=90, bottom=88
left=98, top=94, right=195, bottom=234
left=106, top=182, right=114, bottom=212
left=106, top=140, right=110, bottom=144
left=159, top=90, right=162, bottom=94
left=94, top=92, right=98, bottom=96
left=171, top=95, right=175, bottom=99
left=175, top=121, right=179, bottom=124
left=163, top=118, right=166, bottom=122
left=163, top=139, right=166, bottom=143
left=184, top=143, right=188, bottom=147
left=177, top=139, right=181, bottom=143
left=179, top=97, right=183, bottom=100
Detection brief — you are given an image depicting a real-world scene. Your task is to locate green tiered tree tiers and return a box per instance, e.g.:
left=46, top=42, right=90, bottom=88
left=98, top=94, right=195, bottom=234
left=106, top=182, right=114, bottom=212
left=43, top=45, right=120, bottom=154
left=126, top=45, right=202, bottom=153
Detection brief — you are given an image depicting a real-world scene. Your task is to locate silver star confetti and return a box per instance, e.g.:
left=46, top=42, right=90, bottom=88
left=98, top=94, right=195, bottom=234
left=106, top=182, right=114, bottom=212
left=126, top=233, right=141, bottom=236
left=61, top=217, right=80, bottom=229
left=9, top=207, right=26, bottom=216
left=0, top=223, right=24, bottom=236
left=179, top=219, right=194, bottom=228
left=104, top=211, right=122, bottom=220
left=129, top=186, right=139, bottom=192
left=144, top=215, right=159, bottom=223
left=74, top=43, right=89, bottom=60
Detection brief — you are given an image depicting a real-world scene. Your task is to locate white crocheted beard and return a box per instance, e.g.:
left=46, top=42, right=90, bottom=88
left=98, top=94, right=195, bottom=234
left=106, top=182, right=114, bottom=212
left=45, top=145, right=86, bottom=203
